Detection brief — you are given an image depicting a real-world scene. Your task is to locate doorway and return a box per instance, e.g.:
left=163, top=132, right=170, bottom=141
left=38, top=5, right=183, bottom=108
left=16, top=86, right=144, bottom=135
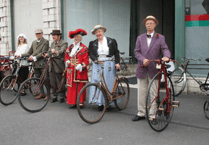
left=130, top=0, right=175, bottom=60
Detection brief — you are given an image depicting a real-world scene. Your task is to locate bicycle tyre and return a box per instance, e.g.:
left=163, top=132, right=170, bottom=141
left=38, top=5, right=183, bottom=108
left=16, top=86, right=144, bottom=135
left=77, top=83, right=107, bottom=124
left=204, top=101, right=209, bottom=119
left=0, top=75, right=19, bottom=105
left=18, top=77, right=49, bottom=113
left=146, top=73, right=175, bottom=132
left=114, top=78, right=130, bottom=110
left=170, top=67, right=186, bottom=97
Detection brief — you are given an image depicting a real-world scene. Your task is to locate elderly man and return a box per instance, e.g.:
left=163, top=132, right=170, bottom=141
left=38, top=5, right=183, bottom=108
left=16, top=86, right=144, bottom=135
left=132, top=15, right=171, bottom=122
left=20, top=28, right=49, bottom=100
left=43, top=30, right=68, bottom=103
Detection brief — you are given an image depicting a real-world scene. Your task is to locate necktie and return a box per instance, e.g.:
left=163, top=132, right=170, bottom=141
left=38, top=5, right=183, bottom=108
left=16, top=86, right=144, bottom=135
left=147, top=34, right=151, bottom=38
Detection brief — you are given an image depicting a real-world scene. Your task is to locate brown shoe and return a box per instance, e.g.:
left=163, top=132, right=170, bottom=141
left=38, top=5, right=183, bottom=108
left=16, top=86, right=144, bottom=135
left=35, top=94, right=45, bottom=99
left=43, top=96, right=48, bottom=101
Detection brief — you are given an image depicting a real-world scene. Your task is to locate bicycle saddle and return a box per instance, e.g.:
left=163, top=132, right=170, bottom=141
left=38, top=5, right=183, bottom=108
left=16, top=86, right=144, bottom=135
left=165, top=64, right=171, bottom=69
left=205, top=58, right=209, bottom=62
left=120, top=52, right=125, bottom=55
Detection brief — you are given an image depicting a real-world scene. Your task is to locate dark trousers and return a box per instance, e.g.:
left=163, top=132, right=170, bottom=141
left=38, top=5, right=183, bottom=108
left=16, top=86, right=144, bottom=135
left=34, top=68, right=49, bottom=94
left=19, top=67, right=29, bottom=83
left=49, top=72, right=65, bottom=98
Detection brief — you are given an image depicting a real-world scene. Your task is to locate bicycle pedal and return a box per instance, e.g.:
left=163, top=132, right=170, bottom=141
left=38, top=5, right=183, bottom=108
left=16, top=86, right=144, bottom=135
left=158, top=108, right=164, bottom=111
left=172, top=101, right=180, bottom=107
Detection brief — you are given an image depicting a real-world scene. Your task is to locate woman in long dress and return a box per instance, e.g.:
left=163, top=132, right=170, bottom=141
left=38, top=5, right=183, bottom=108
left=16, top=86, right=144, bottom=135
left=88, top=25, right=120, bottom=111
left=65, top=29, right=89, bottom=108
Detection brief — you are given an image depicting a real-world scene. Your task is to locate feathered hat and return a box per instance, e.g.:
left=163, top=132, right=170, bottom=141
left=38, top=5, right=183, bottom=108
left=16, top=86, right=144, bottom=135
left=68, top=29, right=87, bottom=39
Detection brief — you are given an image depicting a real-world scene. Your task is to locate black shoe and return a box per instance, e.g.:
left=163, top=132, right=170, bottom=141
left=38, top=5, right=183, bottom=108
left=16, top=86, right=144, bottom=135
left=59, top=98, right=64, bottom=103
left=105, top=106, right=112, bottom=112
left=20, top=92, right=26, bottom=96
left=98, top=105, right=104, bottom=111
left=51, top=97, right=57, bottom=103
left=69, top=105, right=76, bottom=109
left=132, top=115, right=145, bottom=121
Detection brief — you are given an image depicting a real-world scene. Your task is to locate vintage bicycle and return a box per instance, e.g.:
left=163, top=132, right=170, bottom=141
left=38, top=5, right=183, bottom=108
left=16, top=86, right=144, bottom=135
left=119, top=52, right=134, bottom=76
left=77, top=58, right=130, bottom=124
left=0, top=55, right=11, bottom=82
left=17, top=52, right=66, bottom=113
left=144, top=59, right=180, bottom=132
left=0, top=57, right=34, bottom=106
left=169, top=57, right=209, bottom=119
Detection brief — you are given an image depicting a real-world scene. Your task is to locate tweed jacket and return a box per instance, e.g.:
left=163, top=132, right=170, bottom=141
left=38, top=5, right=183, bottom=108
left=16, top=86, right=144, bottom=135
left=134, top=32, right=171, bottom=79
left=22, top=37, right=49, bottom=68
left=48, top=39, right=68, bottom=73
left=88, top=37, right=120, bottom=64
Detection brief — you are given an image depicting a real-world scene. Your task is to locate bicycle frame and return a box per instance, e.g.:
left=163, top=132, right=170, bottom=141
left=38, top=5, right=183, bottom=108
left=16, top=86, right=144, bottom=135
left=147, top=60, right=173, bottom=114
left=34, top=55, right=66, bottom=96
left=96, top=62, right=126, bottom=102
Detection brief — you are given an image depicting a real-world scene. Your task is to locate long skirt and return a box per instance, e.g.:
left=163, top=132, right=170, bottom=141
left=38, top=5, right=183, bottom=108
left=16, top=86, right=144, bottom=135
left=89, top=61, right=115, bottom=106
left=66, top=68, right=86, bottom=105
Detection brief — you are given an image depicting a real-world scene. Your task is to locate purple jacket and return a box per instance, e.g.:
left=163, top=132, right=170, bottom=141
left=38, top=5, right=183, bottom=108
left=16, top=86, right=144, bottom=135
left=134, top=32, right=171, bottom=79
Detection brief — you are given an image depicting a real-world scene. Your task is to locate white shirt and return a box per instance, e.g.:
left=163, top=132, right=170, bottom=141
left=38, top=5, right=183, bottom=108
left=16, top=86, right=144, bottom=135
left=15, top=44, right=30, bottom=66
left=98, top=36, right=109, bottom=55
left=147, top=31, right=154, bottom=48
left=70, top=42, right=81, bottom=57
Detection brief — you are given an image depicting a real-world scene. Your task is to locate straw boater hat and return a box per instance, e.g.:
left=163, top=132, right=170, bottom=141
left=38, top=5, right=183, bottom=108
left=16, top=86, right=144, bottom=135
left=68, top=29, right=87, bottom=39
left=91, top=25, right=107, bottom=34
left=142, top=15, right=159, bottom=25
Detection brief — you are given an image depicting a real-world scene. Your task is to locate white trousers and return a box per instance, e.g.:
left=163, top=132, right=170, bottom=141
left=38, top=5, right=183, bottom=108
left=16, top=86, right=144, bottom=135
left=137, top=75, right=158, bottom=117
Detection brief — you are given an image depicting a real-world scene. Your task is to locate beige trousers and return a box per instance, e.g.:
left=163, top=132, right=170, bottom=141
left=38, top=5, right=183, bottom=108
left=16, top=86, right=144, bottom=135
left=137, top=74, right=158, bottom=118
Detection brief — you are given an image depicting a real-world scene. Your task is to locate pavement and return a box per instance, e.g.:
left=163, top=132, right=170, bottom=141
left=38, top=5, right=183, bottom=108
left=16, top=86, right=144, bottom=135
left=0, top=82, right=209, bottom=145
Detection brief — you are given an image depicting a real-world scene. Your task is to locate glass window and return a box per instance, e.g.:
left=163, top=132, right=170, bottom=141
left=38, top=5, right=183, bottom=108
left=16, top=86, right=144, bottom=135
left=64, top=0, right=131, bottom=57
left=185, top=0, right=209, bottom=77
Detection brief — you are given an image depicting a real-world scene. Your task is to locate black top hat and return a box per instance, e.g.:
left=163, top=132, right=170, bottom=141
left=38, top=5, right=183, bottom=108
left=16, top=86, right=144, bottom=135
left=51, top=30, right=62, bottom=35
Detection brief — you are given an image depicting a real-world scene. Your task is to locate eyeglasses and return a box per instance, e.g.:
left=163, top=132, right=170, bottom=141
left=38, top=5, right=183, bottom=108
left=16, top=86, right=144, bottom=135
left=146, top=23, right=155, bottom=25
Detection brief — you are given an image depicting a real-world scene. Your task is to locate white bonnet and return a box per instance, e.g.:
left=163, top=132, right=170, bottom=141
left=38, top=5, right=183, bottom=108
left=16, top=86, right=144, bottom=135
left=17, top=34, right=27, bottom=40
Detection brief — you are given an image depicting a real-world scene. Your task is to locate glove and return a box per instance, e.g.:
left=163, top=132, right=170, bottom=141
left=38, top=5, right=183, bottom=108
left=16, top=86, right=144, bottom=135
left=75, top=64, right=82, bottom=72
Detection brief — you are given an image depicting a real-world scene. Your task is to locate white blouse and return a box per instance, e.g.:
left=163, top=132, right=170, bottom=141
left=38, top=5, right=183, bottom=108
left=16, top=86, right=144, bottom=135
left=98, top=36, right=109, bottom=55
left=15, top=44, right=30, bottom=66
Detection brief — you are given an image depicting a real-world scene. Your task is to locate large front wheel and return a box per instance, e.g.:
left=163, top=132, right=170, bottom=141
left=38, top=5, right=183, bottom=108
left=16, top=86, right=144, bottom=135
left=146, top=73, right=175, bottom=132
left=18, top=77, right=50, bottom=113
left=0, top=75, right=19, bottom=105
left=204, top=101, right=209, bottom=119
left=77, top=83, right=107, bottom=124
left=114, top=78, right=130, bottom=110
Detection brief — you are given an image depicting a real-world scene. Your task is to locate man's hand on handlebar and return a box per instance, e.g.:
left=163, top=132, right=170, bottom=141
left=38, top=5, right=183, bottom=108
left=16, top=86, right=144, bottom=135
left=162, top=57, right=170, bottom=62
left=143, top=59, right=149, bottom=67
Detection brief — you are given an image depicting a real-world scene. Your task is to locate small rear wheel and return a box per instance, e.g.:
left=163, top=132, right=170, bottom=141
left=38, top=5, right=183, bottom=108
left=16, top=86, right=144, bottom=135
left=146, top=73, right=175, bottom=132
left=114, top=78, right=130, bottom=110
left=77, top=83, right=107, bottom=124
left=18, top=77, right=49, bottom=113
left=204, top=101, right=209, bottom=119
left=0, top=75, right=19, bottom=105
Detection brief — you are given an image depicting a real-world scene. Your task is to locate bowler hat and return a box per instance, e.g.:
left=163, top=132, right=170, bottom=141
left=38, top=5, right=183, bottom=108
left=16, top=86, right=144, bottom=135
left=91, top=25, right=106, bottom=35
left=142, top=15, right=159, bottom=25
left=51, top=30, right=62, bottom=35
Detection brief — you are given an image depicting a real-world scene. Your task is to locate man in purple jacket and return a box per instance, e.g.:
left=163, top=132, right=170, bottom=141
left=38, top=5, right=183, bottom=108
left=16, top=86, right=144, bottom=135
left=132, top=15, right=171, bottom=121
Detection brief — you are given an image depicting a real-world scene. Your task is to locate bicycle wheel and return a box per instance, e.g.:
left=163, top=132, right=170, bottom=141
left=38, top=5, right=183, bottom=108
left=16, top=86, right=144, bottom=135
left=170, top=67, right=186, bottom=97
left=18, top=77, right=49, bottom=113
left=204, top=101, right=209, bottom=119
left=0, top=75, right=19, bottom=105
left=146, top=73, right=175, bottom=132
left=114, top=78, right=130, bottom=110
left=77, top=83, right=107, bottom=124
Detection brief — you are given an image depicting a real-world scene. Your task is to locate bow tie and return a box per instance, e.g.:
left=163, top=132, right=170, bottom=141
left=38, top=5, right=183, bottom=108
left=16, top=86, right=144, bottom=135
left=147, top=34, right=151, bottom=38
